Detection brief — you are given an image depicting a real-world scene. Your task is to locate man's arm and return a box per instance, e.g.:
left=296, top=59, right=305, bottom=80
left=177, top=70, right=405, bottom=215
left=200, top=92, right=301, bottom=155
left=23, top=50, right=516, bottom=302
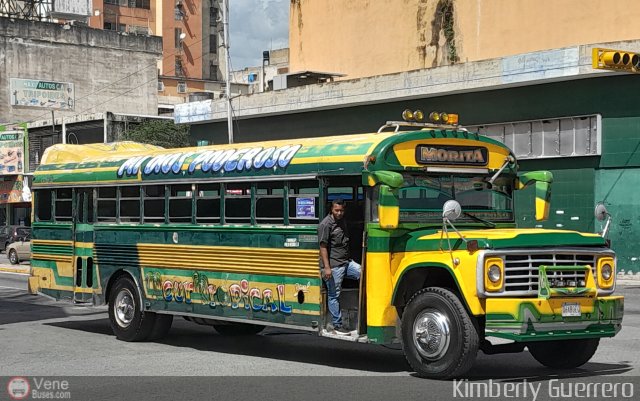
left=319, top=243, right=332, bottom=280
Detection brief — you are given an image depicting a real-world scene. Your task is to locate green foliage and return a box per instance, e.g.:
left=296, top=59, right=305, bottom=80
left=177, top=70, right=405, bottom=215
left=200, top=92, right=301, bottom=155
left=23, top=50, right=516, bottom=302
left=122, top=120, right=191, bottom=148
left=438, top=0, right=459, bottom=64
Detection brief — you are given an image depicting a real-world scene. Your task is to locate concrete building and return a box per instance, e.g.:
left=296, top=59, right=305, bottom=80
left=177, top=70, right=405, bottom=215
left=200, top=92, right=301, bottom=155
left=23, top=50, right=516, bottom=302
left=289, top=0, right=640, bottom=80
left=0, top=17, right=162, bottom=124
left=0, top=16, right=162, bottom=226
left=86, top=1, right=247, bottom=111
left=231, top=48, right=290, bottom=93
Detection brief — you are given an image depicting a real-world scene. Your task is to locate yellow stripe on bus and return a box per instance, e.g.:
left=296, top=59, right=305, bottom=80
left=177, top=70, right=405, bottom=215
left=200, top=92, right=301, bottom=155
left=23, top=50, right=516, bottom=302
left=137, top=244, right=319, bottom=278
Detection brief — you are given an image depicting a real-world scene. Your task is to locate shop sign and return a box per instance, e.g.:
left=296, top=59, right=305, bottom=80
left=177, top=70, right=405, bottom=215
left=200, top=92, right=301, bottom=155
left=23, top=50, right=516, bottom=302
left=0, top=131, right=25, bottom=175
left=10, top=78, right=75, bottom=110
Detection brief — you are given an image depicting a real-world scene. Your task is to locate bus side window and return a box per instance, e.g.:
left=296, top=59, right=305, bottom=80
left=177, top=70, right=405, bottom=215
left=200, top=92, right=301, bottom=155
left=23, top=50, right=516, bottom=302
left=35, top=189, right=53, bottom=222
left=255, top=182, right=284, bottom=225
left=119, top=186, right=141, bottom=223
left=54, top=188, right=73, bottom=222
left=143, top=185, right=166, bottom=223
left=169, top=184, right=193, bottom=223
left=288, top=180, right=320, bottom=224
left=225, top=183, right=251, bottom=224
left=97, top=187, right=117, bottom=222
left=196, top=183, right=220, bottom=224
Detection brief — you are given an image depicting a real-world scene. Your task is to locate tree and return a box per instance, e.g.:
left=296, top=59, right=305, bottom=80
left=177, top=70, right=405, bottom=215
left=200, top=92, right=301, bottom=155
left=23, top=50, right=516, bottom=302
left=121, top=120, right=191, bottom=148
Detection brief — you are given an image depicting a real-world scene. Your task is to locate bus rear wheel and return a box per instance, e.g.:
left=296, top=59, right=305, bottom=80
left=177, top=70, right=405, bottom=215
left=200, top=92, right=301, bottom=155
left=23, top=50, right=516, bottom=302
left=401, top=287, right=479, bottom=379
left=213, top=322, right=265, bottom=336
left=528, top=338, right=599, bottom=369
left=108, top=276, right=156, bottom=342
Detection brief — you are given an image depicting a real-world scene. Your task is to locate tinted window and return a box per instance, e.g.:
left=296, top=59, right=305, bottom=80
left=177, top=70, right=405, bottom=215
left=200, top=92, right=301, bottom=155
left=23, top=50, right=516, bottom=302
left=169, top=184, right=192, bottom=223
left=225, top=183, right=251, bottom=224
left=97, top=187, right=117, bottom=222
left=196, top=183, right=220, bottom=224
left=255, top=182, right=284, bottom=224
left=120, top=186, right=140, bottom=223
left=35, top=190, right=52, bottom=221
left=55, top=188, right=73, bottom=222
left=143, top=185, right=165, bottom=223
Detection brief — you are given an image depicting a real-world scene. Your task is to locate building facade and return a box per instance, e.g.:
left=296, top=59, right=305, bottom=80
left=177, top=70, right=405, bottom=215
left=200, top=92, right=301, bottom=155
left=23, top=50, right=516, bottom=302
left=0, top=16, right=162, bottom=226
left=289, top=0, right=640, bottom=80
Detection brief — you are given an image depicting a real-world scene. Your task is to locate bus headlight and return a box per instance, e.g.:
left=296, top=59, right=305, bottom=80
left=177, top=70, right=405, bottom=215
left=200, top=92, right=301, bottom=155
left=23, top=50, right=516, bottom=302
left=597, top=257, right=615, bottom=289
left=488, top=265, right=501, bottom=283
left=601, top=264, right=613, bottom=280
left=484, top=257, right=504, bottom=292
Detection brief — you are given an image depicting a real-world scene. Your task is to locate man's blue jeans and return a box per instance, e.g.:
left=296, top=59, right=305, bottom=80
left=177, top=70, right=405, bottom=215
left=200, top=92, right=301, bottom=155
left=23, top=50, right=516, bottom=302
left=323, top=260, right=361, bottom=328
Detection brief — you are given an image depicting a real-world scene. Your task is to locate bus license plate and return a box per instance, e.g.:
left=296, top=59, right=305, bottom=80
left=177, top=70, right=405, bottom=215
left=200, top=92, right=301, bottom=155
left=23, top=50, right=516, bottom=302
left=562, top=303, right=581, bottom=317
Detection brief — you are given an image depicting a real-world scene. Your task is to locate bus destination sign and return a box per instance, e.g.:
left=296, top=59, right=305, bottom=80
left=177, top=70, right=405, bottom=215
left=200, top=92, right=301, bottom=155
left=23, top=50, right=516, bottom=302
left=416, top=145, right=488, bottom=166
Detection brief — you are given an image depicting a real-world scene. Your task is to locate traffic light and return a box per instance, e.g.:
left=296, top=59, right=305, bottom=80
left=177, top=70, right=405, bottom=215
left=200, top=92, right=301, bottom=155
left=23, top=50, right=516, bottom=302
left=592, top=48, right=640, bottom=73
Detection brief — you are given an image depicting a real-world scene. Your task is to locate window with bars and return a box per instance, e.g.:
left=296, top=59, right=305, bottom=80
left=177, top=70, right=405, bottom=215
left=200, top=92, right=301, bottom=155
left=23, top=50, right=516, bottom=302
left=466, top=115, right=601, bottom=160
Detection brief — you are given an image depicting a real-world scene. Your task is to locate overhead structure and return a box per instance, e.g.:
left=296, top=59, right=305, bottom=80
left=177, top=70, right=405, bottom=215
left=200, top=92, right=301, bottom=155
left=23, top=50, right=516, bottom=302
left=0, top=0, right=52, bottom=21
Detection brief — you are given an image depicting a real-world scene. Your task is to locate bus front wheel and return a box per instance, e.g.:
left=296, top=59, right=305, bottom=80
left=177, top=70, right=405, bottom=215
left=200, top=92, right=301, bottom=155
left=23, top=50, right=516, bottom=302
left=528, top=338, right=599, bottom=369
left=401, top=287, right=479, bottom=379
left=108, top=276, right=156, bottom=342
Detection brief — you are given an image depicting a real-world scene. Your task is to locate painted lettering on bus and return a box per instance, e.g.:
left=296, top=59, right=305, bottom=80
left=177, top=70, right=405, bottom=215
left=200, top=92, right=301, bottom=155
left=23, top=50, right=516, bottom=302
left=148, top=273, right=292, bottom=314
left=116, top=144, right=302, bottom=178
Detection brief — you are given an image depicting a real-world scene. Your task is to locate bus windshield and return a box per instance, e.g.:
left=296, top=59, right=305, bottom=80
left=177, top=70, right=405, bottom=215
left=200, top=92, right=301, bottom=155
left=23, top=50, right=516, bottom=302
left=397, top=173, right=514, bottom=223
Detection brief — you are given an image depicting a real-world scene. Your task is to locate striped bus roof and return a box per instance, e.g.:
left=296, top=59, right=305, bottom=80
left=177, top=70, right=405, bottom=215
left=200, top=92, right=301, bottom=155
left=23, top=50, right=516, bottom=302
left=33, top=129, right=513, bottom=187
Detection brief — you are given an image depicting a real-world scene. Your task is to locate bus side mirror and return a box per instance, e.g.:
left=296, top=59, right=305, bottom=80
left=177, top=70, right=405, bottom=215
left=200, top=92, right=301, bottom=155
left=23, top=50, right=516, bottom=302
left=516, top=171, right=553, bottom=221
left=379, top=185, right=399, bottom=230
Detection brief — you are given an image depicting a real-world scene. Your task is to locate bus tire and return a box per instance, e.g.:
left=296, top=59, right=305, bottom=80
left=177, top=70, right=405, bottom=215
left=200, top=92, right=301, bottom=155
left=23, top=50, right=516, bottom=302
left=401, top=287, right=479, bottom=379
left=147, top=314, right=173, bottom=341
left=213, top=322, right=265, bottom=336
left=528, top=338, right=599, bottom=369
left=108, top=276, right=155, bottom=342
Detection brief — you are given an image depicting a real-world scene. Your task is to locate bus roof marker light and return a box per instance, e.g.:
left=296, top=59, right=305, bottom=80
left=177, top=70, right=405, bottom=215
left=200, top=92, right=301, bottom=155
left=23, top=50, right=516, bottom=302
left=402, top=109, right=414, bottom=121
left=413, top=110, right=425, bottom=122
left=428, top=111, right=441, bottom=122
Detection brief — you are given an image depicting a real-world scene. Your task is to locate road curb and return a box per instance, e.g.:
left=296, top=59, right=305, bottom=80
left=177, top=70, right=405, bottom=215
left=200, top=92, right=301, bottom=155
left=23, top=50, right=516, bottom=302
left=0, top=264, right=30, bottom=274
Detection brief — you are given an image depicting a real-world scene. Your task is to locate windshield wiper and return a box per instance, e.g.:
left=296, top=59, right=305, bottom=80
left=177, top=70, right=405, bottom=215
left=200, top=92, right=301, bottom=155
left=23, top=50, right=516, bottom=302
left=462, top=211, right=496, bottom=228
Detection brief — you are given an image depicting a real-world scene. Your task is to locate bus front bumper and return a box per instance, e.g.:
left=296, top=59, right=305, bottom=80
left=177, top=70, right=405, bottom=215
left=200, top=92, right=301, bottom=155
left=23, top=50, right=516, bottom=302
left=484, top=295, right=623, bottom=342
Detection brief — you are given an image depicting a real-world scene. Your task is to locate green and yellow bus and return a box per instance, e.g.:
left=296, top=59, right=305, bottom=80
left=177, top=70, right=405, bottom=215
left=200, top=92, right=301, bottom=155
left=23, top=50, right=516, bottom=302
left=28, top=112, right=623, bottom=378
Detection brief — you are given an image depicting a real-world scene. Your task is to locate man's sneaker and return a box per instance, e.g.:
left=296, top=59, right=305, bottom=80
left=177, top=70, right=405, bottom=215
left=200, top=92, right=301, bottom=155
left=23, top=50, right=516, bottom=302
left=334, top=326, right=351, bottom=335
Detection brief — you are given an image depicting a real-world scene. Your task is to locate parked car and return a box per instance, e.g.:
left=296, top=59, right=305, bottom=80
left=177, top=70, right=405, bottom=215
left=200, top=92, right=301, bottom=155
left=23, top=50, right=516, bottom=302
left=0, top=225, right=31, bottom=252
left=7, top=237, right=30, bottom=265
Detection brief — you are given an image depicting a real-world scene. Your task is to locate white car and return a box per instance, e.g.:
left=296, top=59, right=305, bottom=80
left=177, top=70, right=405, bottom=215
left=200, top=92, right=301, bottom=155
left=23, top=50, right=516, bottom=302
left=7, top=238, right=30, bottom=264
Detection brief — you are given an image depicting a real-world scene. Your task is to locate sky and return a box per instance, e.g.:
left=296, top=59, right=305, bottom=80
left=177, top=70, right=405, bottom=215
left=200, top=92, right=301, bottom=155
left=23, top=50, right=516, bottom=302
left=228, top=0, right=289, bottom=70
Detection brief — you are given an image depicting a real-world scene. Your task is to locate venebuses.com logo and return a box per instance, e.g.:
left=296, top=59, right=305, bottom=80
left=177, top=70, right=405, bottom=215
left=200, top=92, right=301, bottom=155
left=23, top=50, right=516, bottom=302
left=7, top=377, right=30, bottom=400
left=6, top=377, right=71, bottom=400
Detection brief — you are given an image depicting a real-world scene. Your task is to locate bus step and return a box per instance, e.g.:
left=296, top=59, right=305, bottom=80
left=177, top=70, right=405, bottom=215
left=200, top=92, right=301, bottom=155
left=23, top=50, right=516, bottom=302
left=320, top=329, right=368, bottom=343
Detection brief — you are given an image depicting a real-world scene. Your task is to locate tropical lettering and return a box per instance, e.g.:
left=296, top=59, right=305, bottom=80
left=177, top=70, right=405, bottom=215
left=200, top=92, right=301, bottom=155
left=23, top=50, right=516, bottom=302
left=146, top=272, right=293, bottom=315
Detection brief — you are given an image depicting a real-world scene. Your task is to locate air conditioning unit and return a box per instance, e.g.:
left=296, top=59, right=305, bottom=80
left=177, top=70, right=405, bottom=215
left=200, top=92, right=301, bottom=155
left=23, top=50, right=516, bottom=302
left=177, top=82, right=187, bottom=93
left=157, top=81, right=165, bottom=91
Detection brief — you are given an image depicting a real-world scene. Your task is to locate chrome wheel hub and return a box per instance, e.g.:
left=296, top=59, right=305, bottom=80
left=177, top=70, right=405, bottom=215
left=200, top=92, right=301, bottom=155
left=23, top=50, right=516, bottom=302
left=413, top=310, right=451, bottom=360
left=114, top=288, right=135, bottom=328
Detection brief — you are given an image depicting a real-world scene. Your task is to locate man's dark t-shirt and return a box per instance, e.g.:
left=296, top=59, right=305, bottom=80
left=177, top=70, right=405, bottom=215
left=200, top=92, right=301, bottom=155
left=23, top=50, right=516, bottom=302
left=318, top=214, right=350, bottom=269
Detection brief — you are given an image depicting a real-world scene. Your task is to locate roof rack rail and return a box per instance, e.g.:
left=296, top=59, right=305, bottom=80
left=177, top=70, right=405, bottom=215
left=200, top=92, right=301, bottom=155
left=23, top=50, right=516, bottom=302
left=377, top=121, right=466, bottom=133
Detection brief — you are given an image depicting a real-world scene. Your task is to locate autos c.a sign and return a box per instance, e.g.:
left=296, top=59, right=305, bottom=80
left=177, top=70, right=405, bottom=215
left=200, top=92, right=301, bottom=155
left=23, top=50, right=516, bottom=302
left=9, top=78, right=75, bottom=110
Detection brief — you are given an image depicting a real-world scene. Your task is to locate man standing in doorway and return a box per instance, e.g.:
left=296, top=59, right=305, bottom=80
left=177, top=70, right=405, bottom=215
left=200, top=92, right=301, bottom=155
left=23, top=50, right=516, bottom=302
left=318, top=198, right=361, bottom=334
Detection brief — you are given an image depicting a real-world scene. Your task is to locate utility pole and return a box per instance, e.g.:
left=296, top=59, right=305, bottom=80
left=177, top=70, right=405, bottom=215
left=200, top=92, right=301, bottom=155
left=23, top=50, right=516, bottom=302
left=222, top=0, right=233, bottom=144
